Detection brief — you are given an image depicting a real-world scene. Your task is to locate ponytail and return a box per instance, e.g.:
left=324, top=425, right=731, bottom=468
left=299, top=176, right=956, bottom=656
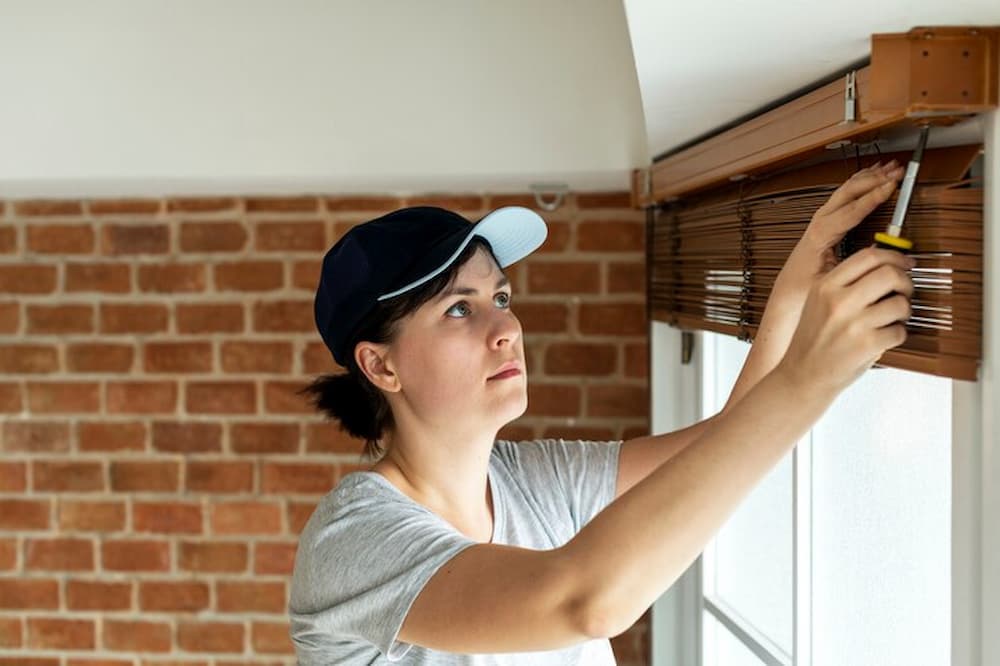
left=298, top=364, right=393, bottom=461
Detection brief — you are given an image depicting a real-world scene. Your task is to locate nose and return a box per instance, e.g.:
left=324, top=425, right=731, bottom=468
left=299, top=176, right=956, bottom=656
left=489, top=307, right=521, bottom=349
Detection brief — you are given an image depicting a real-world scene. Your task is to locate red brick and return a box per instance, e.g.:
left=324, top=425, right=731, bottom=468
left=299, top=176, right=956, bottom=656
left=252, top=299, right=312, bottom=332
left=0, top=227, right=13, bottom=254
left=26, top=224, right=95, bottom=253
left=77, top=421, right=146, bottom=452
left=137, top=263, right=207, bottom=293
left=0, top=461, right=26, bottom=491
left=32, top=460, right=105, bottom=492
left=576, top=191, right=633, bottom=208
left=0, top=302, right=18, bottom=333
left=134, top=501, right=203, bottom=534
left=251, top=621, right=295, bottom=654
left=106, top=380, right=177, bottom=413
left=404, top=194, right=483, bottom=211
left=214, top=260, right=283, bottom=291
left=541, top=425, right=617, bottom=441
left=216, top=581, right=285, bottom=613
left=545, top=342, right=617, bottom=376
left=103, top=619, right=171, bottom=652
left=623, top=424, right=650, bottom=440
left=26, top=381, right=100, bottom=413
left=26, top=617, right=95, bottom=650
left=578, top=302, right=647, bottom=335
left=1, top=421, right=69, bottom=452
left=0, top=579, right=59, bottom=609
left=186, top=381, right=256, bottom=414
left=168, top=197, right=237, bottom=213
left=65, top=262, right=131, bottom=293
left=25, top=305, right=94, bottom=335
left=186, top=460, right=253, bottom=493
left=0, top=382, right=20, bottom=412
left=144, top=341, right=213, bottom=373
left=110, top=461, right=179, bottom=492
left=301, top=341, right=340, bottom=374
left=88, top=198, right=161, bottom=215
left=0, top=265, right=57, bottom=293
left=625, top=342, right=648, bottom=378
left=14, top=199, right=83, bottom=216
left=139, top=580, right=209, bottom=611
left=179, top=220, right=247, bottom=252
left=100, top=303, right=169, bottom=334
left=608, top=261, right=645, bottom=293
left=0, top=659, right=59, bottom=666
left=577, top=220, right=645, bottom=252
left=512, top=302, right=569, bottom=333
left=66, top=580, right=132, bottom=610
left=263, top=380, right=313, bottom=414
left=101, top=540, right=171, bottom=572
left=67, top=659, right=134, bottom=666
left=0, top=499, right=50, bottom=529
left=59, top=500, right=126, bottom=532
left=254, top=541, right=297, bottom=575
left=526, top=384, right=581, bottom=418
left=220, top=341, right=293, bottom=373
left=287, top=501, right=318, bottom=535
left=0, top=538, right=19, bottom=568
left=176, top=302, right=245, bottom=334
left=587, top=385, right=649, bottom=418
left=255, top=221, right=326, bottom=251
left=325, top=195, right=402, bottom=212
left=25, top=537, right=94, bottom=571
left=211, top=501, right=282, bottom=535
left=485, top=194, right=540, bottom=209
left=292, top=259, right=321, bottom=290
left=151, top=421, right=222, bottom=454
left=0, top=617, right=20, bottom=647
left=0, top=345, right=59, bottom=374
left=229, top=422, right=299, bottom=455
left=526, top=261, right=600, bottom=294
left=66, top=343, right=135, bottom=373
left=101, top=223, right=169, bottom=255
left=304, top=421, right=363, bottom=455
left=261, top=462, right=334, bottom=494
left=177, top=621, right=244, bottom=653
left=179, top=541, right=248, bottom=573
left=245, top=196, right=320, bottom=213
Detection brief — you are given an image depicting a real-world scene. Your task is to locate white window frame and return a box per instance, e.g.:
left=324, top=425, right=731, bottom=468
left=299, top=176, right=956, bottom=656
left=649, top=108, right=999, bottom=666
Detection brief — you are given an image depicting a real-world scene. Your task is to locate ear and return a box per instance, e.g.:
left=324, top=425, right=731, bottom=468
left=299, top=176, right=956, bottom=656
left=354, top=342, right=401, bottom=393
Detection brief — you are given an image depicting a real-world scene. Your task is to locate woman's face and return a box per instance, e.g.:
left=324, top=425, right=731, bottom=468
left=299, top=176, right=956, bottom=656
left=386, top=247, right=528, bottom=433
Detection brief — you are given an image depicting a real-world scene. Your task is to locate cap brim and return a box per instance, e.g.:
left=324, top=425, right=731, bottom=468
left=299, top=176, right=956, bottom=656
left=470, top=206, right=548, bottom=268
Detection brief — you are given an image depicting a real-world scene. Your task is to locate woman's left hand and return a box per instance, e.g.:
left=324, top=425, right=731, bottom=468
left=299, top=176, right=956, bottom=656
left=774, top=160, right=906, bottom=302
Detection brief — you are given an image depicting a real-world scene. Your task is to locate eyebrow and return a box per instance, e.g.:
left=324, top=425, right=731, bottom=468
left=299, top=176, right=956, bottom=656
left=435, top=275, right=510, bottom=302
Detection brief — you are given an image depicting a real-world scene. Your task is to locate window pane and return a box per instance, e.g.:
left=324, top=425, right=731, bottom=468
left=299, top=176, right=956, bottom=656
left=702, top=333, right=794, bottom=655
left=811, top=366, right=951, bottom=666
left=702, top=609, right=766, bottom=666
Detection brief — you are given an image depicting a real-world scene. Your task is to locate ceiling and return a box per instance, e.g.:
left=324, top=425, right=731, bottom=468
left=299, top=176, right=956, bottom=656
left=623, top=0, right=1000, bottom=159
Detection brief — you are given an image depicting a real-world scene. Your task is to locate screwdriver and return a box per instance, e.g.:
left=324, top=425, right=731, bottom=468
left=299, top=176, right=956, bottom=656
left=874, top=125, right=930, bottom=253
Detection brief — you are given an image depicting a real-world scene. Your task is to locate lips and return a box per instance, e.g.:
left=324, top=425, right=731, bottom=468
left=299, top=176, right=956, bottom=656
left=488, top=360, right=522, bottom=380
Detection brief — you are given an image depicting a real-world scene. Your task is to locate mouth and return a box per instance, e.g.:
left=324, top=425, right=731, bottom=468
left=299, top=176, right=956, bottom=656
left=487, top=361, right=523, bottom=381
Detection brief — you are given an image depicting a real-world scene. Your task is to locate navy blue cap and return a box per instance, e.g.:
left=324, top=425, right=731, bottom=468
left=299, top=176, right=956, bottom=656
left=314, top=205, right=547, bottom=367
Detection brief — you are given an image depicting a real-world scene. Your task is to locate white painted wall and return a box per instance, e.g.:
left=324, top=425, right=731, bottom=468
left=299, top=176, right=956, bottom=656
left=0, top=0, right=648, bottom=197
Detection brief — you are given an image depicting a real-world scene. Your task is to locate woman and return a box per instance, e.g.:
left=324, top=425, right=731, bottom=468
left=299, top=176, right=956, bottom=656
left=289, top=162, right=914, bottom=664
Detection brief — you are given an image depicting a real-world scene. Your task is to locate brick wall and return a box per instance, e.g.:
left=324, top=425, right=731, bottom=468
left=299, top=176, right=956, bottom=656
left=0, top=191, right=650, bottom=666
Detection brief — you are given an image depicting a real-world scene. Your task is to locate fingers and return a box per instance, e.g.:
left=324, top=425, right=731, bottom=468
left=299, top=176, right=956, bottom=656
left=816, top=162, right=903, bottom=216
left=862, top=293, right=912, bottom=329
left=825, top=246, right=916, bottom=288
left=873, top=322, right=908, bottom=352
left=847, top=264, right=914, bottom=308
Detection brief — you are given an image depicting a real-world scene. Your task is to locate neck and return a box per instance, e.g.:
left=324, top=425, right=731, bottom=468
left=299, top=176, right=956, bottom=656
left=371, top=422, right=497, bottom=541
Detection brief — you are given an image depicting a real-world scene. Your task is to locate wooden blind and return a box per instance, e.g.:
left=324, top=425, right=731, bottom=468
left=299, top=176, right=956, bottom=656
left=649, top=144, right=983, bottom=380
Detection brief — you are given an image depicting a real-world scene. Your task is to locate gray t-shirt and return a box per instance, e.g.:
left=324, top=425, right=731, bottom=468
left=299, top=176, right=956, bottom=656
left=289, top=437, right=624, bottom=665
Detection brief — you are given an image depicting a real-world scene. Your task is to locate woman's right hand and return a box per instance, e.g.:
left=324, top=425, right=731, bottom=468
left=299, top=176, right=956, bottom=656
left=774, top=246, right=915, bottom=398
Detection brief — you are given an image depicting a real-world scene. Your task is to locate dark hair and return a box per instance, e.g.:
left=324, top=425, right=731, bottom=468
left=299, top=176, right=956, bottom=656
left=298, top=237, right=503, bottom=461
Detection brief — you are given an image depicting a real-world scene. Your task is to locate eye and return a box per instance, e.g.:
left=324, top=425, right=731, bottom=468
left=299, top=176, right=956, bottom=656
left=445, top=291, right=512, bottom=318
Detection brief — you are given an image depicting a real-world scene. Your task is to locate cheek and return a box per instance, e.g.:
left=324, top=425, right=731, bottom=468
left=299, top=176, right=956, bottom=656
left=396, top=331, right=481, bottom=396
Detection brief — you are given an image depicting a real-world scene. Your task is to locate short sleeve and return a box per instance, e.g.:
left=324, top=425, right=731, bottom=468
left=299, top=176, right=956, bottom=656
left=288, top=486, right=477, bottom=662
left=494, top=438, right=622, bottom=532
